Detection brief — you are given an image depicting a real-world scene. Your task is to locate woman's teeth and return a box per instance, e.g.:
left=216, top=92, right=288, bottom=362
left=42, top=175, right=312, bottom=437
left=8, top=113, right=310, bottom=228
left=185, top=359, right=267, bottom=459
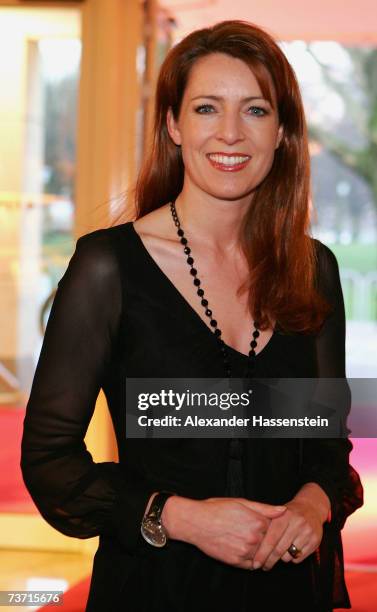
left=208, top=154, right=251, bottom=166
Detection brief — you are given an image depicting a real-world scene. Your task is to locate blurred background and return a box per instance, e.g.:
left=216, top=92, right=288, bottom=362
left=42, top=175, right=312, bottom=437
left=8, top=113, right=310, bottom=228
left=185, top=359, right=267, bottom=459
left=0, top=0, right=376, bottom=610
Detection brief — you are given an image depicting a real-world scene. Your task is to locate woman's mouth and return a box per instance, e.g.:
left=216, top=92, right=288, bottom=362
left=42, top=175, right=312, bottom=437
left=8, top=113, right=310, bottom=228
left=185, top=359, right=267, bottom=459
left=207, top=153, right=251, bottom=172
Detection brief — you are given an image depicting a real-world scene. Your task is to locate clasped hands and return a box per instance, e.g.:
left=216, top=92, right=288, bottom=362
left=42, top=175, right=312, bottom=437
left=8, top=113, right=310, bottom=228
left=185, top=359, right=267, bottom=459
left=168, top=485, right=327, bottom=572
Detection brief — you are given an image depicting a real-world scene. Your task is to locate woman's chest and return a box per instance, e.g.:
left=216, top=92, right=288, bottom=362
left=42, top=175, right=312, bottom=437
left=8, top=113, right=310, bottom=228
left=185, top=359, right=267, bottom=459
left=133, top=229, right=274, bottom=357
left=114, top=278, right=318, bottom=379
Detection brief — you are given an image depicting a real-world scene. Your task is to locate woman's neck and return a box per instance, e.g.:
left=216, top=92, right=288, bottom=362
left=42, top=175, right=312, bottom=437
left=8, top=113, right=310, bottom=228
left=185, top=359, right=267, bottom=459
left=174, top=186, right=251, bottom=254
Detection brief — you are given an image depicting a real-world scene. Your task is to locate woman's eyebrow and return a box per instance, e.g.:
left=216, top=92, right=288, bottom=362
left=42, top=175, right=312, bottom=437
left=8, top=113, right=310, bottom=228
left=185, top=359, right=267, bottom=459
left=189, top=94, right=267, bottom=102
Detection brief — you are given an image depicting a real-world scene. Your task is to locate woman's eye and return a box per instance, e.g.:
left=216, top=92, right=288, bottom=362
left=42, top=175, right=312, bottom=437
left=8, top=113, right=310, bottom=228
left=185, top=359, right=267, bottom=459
left=248, top=106, right=268, bottom=117
left=194, top=104, right=268, bottom=116
left=194, top=104, right=215, bottom=114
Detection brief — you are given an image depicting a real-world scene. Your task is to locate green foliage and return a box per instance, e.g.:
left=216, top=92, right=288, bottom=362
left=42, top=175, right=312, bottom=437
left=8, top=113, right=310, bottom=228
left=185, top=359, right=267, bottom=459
left=330, top=243, right=377, bottom=273
left=330, top=243, right=377, bottom=321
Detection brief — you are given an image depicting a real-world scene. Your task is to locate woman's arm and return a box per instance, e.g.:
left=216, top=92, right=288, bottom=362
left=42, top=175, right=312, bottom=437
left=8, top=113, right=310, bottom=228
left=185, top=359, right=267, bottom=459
left=21, top=231, right=155, bottom=554
left=250, top=241, right=363, bottom=571
left=299, top=240, right=363, bottom=530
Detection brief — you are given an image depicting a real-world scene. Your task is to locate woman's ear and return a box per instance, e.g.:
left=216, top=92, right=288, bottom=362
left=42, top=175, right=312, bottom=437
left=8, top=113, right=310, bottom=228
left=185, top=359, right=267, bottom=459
left=275, top=124, right=284, bottom=150
left=166, top=107, right=182, bottom=146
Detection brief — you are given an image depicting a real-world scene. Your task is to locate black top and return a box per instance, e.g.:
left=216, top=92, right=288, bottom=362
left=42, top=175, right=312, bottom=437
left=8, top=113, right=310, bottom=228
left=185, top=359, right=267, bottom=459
left=21, top=222, right=363, bottom=612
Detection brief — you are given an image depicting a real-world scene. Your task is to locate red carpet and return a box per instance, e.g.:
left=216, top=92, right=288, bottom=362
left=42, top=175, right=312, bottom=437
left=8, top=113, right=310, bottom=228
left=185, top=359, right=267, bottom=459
left=41, top=576, right=90, bottom=611
left=0, top=406, right=37, bottom=512
left=339, top=570, right=377, bottom=611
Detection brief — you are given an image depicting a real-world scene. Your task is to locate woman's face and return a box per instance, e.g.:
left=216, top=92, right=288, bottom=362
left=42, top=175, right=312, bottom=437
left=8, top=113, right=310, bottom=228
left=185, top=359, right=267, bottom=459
left=167, top=52, right=283, bottom=204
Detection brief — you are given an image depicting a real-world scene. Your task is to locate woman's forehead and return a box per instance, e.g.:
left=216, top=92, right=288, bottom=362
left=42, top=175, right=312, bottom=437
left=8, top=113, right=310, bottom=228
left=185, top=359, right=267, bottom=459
left=183, top=53, right=275, bottom=104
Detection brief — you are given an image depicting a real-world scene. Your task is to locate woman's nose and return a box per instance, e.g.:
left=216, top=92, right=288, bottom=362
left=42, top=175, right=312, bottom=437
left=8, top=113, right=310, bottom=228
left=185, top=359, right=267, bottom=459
left=216, top=112, right=245, bottom=144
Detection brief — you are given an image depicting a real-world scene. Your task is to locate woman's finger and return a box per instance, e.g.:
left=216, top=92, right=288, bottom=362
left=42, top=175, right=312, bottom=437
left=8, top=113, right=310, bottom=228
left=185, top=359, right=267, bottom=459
left=252, top=518, right=290, bottom=569
left=262, top=531, right=310, bottom=570
left=236, top=499, right=287, bottom=519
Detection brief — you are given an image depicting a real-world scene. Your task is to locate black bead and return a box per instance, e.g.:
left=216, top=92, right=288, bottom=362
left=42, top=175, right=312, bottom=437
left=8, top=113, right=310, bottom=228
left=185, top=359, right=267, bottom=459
left=220, top=344, right=227, bottom=353
left=225, top=369, right=231, bottom=377
left=177, top=229, right=184, bottom=237
left=249, top=349, right=256, bottom=357
left=187, top=257, right=194, bottom=265
left=180, top=237, right=188, bottom=245
left=190, top=268, right=197, bottom=276
left=210, top=319, right=217, bottom=327
left=193, top=278, right=201, bottom=286
left=214, top=328, right=222, bottom=337
left=201, top=298, right=208, bottom=307
left=205, top=308, right=212, bottom=317
left=197, top=288, right=204, bottom=296
left=184, top=247, right=191, bottom=255
left=250, top=340, right=257, bottom=348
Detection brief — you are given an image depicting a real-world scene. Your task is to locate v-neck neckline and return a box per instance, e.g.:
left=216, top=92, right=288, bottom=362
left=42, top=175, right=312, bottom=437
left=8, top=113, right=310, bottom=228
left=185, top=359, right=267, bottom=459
left=128, top=221, right=277, bottom=361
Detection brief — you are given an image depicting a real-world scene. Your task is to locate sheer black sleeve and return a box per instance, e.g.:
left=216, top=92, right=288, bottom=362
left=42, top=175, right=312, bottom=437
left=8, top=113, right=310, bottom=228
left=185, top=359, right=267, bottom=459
left=299, top=240, right=363, bottom=529
left=20, top=230, right=153, bottom=552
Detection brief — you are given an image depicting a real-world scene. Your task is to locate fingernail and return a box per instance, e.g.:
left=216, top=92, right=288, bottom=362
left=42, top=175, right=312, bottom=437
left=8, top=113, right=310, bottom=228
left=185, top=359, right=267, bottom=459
left=253, top=561, right=261, bottom=569
left=275, top=506, right=286, bottom=511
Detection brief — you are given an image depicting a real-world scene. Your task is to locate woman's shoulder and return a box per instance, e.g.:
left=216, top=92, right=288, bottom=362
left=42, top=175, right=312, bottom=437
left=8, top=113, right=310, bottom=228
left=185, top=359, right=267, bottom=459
left=76, top=222, right=134, bottom=250
left=311, top=237, right=340, bottom=277
left=76, top=222, right=135, bottom=259
left=310, top=238, right=342, bottom=301
left=66, top=223, right=135, bottom=285
left=311, top=237, right=338, bottom=265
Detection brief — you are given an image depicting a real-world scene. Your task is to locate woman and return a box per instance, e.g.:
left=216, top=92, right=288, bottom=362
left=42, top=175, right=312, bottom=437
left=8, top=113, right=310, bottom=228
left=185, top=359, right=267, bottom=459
left=21, top=20, right=363, bottom=611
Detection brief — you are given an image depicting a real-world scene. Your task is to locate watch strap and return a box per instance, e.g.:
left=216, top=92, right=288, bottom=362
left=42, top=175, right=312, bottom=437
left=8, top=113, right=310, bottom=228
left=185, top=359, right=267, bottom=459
left=146, top=491, right=174, bottom=523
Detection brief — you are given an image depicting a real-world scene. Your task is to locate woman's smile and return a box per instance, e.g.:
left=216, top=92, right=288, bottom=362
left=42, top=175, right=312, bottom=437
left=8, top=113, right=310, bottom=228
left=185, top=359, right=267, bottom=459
left=206, top=152, right=252, bottom=172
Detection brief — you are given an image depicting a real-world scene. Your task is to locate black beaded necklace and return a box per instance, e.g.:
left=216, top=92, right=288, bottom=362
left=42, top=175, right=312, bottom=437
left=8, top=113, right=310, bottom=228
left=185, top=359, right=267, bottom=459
left=170, top=201, right=260, bottom=379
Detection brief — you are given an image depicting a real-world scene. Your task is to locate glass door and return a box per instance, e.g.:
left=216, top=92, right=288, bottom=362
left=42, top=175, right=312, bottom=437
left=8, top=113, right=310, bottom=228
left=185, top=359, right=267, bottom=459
left=0, top=4, right=90, bottom=552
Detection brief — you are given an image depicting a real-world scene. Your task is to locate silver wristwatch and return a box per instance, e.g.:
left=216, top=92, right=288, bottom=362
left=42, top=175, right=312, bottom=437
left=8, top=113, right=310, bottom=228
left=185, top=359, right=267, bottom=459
left=140, top=491, right=174, bottom=547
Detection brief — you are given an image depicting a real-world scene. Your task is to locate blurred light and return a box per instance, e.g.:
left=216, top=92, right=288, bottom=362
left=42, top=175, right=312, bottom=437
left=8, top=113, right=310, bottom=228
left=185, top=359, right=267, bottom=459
left=26, top=577, right=68, bottom=610
left=309, top=41, right=353, bottom=77
left=308, top=140, right=323, bottom=156
left=39, top=39, right=81, bottom=82
left=47, top=199, right=74, bottom=232
left=337, top=181, right=351, bottom=197
left=340, top=230, right=352, bottom=244
left=136, top=44, right=146, bottom=78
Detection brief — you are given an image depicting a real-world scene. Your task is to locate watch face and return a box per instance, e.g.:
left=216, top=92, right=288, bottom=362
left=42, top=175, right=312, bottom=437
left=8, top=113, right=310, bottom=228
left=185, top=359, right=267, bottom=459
left=141, top=518, right=167, bottom=548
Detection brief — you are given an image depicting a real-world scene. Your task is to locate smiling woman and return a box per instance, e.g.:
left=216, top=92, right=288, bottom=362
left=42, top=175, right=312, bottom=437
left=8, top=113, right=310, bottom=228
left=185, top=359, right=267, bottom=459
left=166, top=53, right=282, bottom=196
left=135, top=24, right=329, bottom=338
left=21, top=20, right=363, bottom=612
left=168, top=53, right=282, bottom=182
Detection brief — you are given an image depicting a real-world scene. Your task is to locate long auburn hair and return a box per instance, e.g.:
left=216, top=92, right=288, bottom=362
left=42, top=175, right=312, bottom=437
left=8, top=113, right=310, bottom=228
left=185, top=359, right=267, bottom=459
left=134, top=20, right=330, bottom=333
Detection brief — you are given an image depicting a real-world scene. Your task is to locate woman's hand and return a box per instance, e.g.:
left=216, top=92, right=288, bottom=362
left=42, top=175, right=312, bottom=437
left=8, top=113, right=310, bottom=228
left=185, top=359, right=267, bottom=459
left=250, top=483, right=330, bottom=571
left=162, top=496, right=286, bottom=570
